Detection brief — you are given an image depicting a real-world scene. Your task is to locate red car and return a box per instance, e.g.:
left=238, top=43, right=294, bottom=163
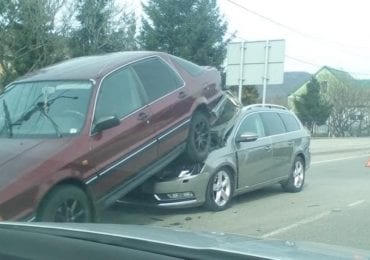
left=0, top=51, right=222, bottom=222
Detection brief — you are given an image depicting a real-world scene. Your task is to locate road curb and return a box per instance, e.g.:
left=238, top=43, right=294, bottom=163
left=311, top=147, right=370, bottom=156
left=310, top=137, right=370, bottom=156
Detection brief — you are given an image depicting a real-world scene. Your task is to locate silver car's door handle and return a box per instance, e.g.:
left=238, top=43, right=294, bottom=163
left=265, top=145, right=272, bottom=151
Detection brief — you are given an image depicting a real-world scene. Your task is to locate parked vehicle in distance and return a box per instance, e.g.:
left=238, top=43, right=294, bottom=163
left=0, top=51, right=222, bottom=222
left=135, top=94, right=311, bottom=211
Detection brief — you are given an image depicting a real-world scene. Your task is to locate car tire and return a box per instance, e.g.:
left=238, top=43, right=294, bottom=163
left=281, top=156, right=305, bottom=193
left=185, top=111, right=211, bottom=162
left=37, top=185, right=94, bottom=223
left=205, top=168, right=234, bottom=211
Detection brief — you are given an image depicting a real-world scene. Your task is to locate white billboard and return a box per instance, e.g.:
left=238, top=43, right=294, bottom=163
left=226, top=40, right=285, bottom=86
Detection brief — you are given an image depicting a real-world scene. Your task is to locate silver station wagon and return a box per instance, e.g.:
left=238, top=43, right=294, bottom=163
left=130, top=93, right=311, bottom=211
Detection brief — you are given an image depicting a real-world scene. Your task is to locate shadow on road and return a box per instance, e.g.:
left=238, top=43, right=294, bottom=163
left=100, top=184, right=288, bottom=225
left=233, top=184, right=284, bottom=205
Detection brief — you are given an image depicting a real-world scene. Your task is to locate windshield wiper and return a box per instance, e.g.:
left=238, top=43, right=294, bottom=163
left=37, top=105, right=63, bottom=137
left=8, top=102, right=63, bottom=137
left=42, top=95, right=78, bottom=113
left=14, top=94, right=78, bottom=124
left=1, top=100, right=13, bottom=137
left=11, top=95, right=78, bottom=137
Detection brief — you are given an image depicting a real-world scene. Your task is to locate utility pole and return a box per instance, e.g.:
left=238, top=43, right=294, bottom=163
left=262, top=40, right=271, bottom=106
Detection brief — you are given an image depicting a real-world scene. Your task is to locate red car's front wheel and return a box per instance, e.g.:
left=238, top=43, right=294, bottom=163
left=37, top=185, right=94, bottom=223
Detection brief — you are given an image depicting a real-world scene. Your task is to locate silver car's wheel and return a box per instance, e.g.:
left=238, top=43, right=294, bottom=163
left=282, top=157, right=305, bottom=192
left=205, top=168, right=234, bottom=211
left=293, top=160, right=304, bottom=188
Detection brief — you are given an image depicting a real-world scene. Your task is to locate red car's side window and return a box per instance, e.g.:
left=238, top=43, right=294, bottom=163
left=95, top=68, right=145, bottom=120
left=132, top=57, right=183, bottom=103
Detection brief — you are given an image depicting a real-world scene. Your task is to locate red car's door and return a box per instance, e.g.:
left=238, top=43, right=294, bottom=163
left=131, top=57, right=192, bottom=157
left=86, top=66, right=157, bottom=199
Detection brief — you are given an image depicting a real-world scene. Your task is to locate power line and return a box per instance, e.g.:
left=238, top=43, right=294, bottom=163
left=285, top=55, right=321, bottom=69
left=224, top=0, right=370, bottom=78
left=224, top=0, right=370, bottom=59
left=224, top=33, right=370, bottom=77
left=225, top=0, right=313, bottom=39
left=286, top=55, right=370, bottom=77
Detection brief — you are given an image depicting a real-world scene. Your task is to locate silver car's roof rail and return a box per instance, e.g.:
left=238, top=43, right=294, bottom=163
left=245, top=104, right=288, bottom=110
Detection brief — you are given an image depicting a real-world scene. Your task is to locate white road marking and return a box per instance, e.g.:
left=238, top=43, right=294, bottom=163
left=261, top=211, right=331, bottom=238
left=348, top=200, right=365, bottom=207
left=261, top=200, right=367, bottom=238
left=312, top=154, right=370, bottom=165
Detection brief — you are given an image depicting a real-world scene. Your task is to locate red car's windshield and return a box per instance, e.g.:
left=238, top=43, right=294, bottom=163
left=0, top=81, right=92, bottom=138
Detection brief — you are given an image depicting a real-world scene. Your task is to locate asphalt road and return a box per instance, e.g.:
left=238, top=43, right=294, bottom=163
left=101, top=148, right=370, bottom=252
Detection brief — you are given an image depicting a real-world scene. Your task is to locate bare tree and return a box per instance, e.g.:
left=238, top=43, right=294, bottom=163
left=324, top=79, right=370, bottom=137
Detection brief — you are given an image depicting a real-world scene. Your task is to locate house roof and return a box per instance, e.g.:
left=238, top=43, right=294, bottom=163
left=323, top=66, right=353, bottom=83
left=317, top=66, right=370, bottom=89
left=357, top=79, right=370, bottom=88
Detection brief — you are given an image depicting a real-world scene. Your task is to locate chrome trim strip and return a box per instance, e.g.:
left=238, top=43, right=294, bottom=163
left=85, top=175, right=98, bottom=185
left=98, top=140, right=157, bottom=177
left=27, top=216, right=36, bottom=222
left=85, top=139, right=157, bottom=185
left=158, top=119, right=190, bottom=141
left=154, top=194, right=161, bottom=201
left=86, top=117, right=190, bottom=185
left=157, top=200, right=198, bottom=207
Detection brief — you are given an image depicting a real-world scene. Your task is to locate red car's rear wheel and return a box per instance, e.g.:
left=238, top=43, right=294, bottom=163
left=185, top=111, right=211, bottom=162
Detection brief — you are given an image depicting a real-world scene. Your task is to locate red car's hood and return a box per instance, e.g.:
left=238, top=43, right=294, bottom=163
left=0, top=137, right=74, bottom=189
left=0, top=139, right=47, bottom=167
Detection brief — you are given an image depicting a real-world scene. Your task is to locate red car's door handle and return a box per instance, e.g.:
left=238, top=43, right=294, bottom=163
left=137, top=112, right=149, bottom=121
left=178, top=91, right=186, bottom=99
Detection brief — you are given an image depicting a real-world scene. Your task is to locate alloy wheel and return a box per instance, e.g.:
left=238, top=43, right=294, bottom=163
left=194, top=121, right=209, bottom=152
left=54, top=199, right=87, bottom=222
left=293, top=160, right=304, bottom=188
left=212, top=170, right=231, bottom=207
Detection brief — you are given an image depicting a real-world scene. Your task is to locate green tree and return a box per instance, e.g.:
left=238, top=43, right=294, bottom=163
left=69, top=0, right=137, bottom=57
left=241, top=85, right=259, bottom=105
left=230, top=85, right=259, bottom=106
left=293, top=77, right=332, bottom=133
left=140, top=0, right=229, bottom=68
left=0, top=0, right=66, bottom=88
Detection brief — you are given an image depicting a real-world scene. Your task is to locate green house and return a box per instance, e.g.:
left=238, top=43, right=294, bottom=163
left=288, top=66, right=370, bottom=136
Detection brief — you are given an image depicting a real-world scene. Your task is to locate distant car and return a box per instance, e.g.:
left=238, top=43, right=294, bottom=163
left=0, top=51, right=222, bottom=221
left=136, top=95, right=311, bottom=211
